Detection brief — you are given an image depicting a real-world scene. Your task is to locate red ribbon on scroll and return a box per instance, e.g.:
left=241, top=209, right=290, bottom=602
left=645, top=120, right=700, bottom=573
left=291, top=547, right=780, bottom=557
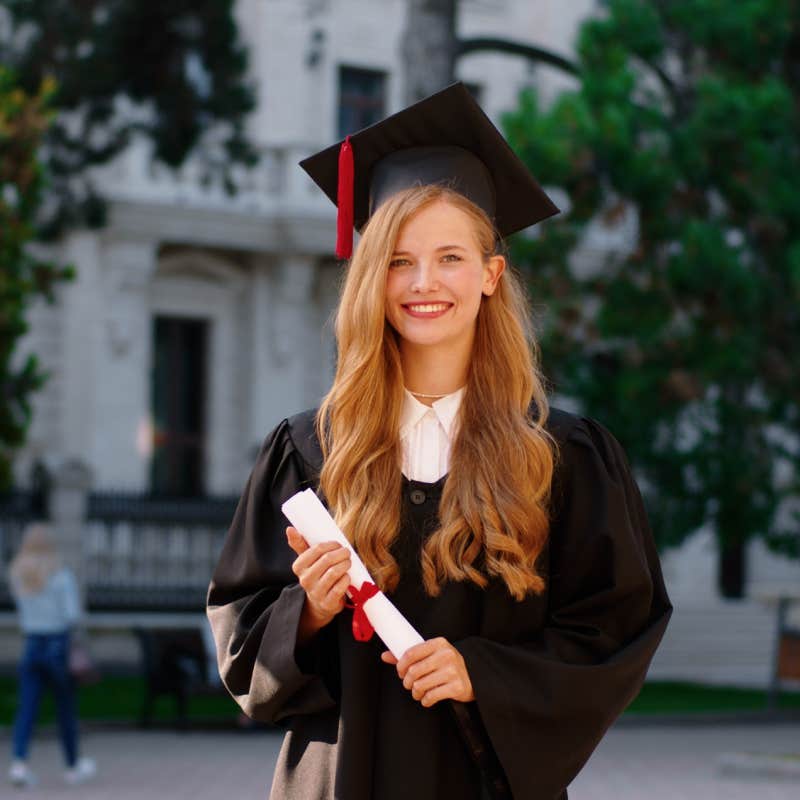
left=346, top=581, right=380, bottom=642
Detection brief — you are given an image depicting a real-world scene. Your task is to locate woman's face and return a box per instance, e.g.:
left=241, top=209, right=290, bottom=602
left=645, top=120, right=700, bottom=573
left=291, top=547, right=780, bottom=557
left=384, top=200, right=505, bottom=351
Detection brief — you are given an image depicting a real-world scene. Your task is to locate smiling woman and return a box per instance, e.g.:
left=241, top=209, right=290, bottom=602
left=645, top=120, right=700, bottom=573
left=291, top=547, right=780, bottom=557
left=206, top=82, right=672, bottom=800
left=311, top=179, right=555, bottom=607
left=384, top=198, right=505, bottom=394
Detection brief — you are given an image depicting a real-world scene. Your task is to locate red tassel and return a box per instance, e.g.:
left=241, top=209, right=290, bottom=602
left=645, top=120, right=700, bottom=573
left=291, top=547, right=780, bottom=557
left=335, top=135, right=354, bottom=259
left=345, top=581, right=380, bottom=642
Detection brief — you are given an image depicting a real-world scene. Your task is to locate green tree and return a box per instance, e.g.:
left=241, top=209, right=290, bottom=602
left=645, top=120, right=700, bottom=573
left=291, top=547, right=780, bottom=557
left=0, top=67, right=74, bottom=491
left=0, top=0, right=257, bottom=237
left=503, top=0, right=800, bottom=595
left=0, top=1, right=257, bottom=489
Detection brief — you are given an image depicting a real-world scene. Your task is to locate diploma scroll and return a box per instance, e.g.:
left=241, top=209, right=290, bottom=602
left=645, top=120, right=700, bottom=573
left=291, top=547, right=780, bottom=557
left=282, top=490, right=510, bottom=798
left=281, top=489, right=424, bottom=659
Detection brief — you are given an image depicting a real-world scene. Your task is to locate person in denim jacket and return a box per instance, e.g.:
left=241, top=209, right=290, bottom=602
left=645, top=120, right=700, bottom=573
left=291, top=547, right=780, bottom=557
left=7, top=522, right=96, bottom=787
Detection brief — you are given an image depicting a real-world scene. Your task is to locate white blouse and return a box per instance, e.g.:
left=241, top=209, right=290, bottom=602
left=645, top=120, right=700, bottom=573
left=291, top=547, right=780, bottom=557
left=399, top=386, right=465, bottom=482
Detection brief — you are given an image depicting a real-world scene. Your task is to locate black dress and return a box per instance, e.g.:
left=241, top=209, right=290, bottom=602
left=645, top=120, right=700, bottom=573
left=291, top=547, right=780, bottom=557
left=206, top=406, right=672, bottom=800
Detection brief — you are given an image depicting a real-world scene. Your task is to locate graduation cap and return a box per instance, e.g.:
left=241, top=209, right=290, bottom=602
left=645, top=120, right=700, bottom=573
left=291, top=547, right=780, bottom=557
left=299, top=81, right=559, bottom=259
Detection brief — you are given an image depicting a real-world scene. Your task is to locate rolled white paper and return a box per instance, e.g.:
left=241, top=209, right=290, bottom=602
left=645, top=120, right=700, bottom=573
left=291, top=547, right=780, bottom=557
left=281, top=488, right=424, bottom=659
left=282, top=488, right=372, bottom=587
left=358, top=591, right=424, bottom=658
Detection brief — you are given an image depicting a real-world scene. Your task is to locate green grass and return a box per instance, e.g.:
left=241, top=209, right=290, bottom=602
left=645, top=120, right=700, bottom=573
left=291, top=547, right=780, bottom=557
left=0, top=675, right=241, bottom=726
left=1, top=676, right=798, bottom=726
left=627, top=681, right=800, bottom=714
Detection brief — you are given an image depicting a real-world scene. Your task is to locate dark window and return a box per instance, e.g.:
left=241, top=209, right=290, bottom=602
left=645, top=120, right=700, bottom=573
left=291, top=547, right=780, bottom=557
left=150, top=316, right=209, bottom=497
left=338, top=66, right=387, bottom=138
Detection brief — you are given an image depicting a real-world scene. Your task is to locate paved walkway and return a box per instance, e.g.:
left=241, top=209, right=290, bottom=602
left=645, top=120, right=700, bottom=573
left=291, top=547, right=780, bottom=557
left=1, top=721, right=797, bottom=798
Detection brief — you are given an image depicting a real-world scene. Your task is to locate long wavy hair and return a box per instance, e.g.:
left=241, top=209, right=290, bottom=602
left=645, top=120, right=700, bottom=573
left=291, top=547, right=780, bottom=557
left=8, top=522, right=62, bottom=596
left=316, top=185, right=557, bottom=600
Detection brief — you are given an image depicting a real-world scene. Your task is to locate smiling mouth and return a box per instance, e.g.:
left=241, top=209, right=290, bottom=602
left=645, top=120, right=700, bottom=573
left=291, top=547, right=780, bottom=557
left=402, top=302, right=453, bottom=315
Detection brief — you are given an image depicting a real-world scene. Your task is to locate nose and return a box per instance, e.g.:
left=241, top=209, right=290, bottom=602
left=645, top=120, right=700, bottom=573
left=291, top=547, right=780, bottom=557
left=410, top=260, right=441, bottom=293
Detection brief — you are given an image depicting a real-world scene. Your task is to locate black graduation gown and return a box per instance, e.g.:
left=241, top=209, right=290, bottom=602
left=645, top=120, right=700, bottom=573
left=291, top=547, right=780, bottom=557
left=206, top=406, right=672, bottom=800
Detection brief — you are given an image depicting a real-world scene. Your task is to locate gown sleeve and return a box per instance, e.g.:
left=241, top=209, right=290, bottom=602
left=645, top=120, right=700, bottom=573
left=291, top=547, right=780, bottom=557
left=453, top=416, right=673, bottom=800
left=206, top=418, right=339, bottom=724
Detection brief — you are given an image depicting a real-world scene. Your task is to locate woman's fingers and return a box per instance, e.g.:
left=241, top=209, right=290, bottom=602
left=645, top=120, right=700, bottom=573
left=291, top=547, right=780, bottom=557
left=299, top=544, right=351, bottom=587
left=408, top=665, right=455, bottom=698
left=393, top=637, right=475, bottom=705
left=306, top=570, right=351, bottom=619
left=327, top=573, right=352, bottom=610
left=396, top=638, right=441, bottom=679
left=289, top=538, right=352, bottom=621
left=418, top=683, right=456, bottom=708
left=313, top=557, right=351, bottom=598
left=285, top=526, right=309, bottom=555
left=401, top=651, right=443, bottom=690
left=291, top=540, right=349, bottom=577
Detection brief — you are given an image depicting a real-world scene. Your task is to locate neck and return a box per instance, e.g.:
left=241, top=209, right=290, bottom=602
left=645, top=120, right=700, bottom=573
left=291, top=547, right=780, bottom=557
left=400, top=337, right=471, bottom=407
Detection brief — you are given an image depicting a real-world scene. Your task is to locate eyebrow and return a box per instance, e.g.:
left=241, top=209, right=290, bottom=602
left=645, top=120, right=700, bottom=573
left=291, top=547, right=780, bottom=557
left=391, top=245, right=467, bottom=255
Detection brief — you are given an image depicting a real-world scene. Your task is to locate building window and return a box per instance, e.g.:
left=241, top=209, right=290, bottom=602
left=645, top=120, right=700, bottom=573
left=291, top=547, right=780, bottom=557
left=338, top=66, right=387, bottom=138
left=150, top=316, right=208, bottom=497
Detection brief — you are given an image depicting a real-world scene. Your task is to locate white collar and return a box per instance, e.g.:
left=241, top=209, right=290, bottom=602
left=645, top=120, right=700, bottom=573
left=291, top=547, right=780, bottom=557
left=399, top=386, right=465, bottom=440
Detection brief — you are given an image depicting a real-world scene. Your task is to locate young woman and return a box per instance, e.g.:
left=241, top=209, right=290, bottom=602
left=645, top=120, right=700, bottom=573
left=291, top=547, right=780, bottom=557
left=207, top=83, right=672, bottom=800
left=7, top=523, right=96, bottom=787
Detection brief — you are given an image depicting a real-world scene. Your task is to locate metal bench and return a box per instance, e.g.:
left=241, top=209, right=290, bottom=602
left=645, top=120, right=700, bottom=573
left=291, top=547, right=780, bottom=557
left=133, top=625, right=227, bottom=729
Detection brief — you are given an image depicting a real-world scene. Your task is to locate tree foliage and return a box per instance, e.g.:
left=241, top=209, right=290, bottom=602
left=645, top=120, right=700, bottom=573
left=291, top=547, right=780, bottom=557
left=0, top=1, right=257, bottom=489
left=0, top=66, right=74, bottom=491
left=0, top=0, right=258, bottom=237
left=504, top=0, right=800, bottom=590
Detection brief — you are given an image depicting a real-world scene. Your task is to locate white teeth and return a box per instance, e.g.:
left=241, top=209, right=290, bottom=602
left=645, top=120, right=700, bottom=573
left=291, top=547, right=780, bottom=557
left=406, top=303, right=450, bottom=313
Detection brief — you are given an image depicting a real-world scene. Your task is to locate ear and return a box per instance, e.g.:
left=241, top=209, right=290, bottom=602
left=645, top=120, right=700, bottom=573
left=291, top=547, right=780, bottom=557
left=482, top=255, right=506, bottom=296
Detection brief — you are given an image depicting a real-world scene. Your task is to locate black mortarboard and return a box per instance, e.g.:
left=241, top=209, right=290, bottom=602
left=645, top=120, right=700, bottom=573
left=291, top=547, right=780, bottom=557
left=299, top=81, right=559, bottom=259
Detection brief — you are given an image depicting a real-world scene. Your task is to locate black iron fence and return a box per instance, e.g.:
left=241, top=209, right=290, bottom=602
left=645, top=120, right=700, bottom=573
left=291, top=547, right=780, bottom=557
left=84, top=491, right=239, bottom=610
left=0, top=489, right=240, bottom=612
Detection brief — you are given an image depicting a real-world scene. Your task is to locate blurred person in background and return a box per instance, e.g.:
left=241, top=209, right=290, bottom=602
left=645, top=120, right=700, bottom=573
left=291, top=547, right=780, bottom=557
left=6, top=522, right=96, bottom=788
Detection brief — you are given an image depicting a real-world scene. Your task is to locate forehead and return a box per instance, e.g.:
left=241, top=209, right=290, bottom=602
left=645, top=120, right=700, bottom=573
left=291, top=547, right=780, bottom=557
left=395, top=200, right=479, bottom=246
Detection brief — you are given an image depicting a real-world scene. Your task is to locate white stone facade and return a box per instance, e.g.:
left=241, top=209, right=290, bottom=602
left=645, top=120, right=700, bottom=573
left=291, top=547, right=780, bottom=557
left=8, top=0, right=799, bottom=685
left=12, top=0, right=595, bottom=495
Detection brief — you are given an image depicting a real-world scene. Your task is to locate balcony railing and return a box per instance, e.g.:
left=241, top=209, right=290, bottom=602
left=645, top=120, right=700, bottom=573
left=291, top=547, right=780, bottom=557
left=88, top=136, right=329, bottom=216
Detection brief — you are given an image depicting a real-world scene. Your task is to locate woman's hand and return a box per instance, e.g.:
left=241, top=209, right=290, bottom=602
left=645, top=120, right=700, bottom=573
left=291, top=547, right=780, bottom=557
left=381, top=637, right=475, bottom=706
left=286, top=526, right=351, bottom=642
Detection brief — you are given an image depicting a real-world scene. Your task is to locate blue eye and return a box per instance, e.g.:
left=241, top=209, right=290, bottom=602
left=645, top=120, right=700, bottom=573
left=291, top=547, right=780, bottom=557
left=389, top=258, right=410, bottom=268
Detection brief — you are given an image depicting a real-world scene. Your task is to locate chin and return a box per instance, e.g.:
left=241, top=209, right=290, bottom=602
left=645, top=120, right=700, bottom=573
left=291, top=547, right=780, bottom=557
left=397, top=329, right=459, bottom=349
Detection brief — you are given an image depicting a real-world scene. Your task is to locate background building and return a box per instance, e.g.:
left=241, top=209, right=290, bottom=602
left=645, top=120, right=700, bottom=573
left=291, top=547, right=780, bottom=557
left=2, top=0, right=798, bottom=691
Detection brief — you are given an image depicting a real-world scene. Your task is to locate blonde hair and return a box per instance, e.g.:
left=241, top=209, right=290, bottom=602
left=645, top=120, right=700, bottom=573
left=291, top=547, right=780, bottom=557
left=8, top=522, right=62, bottom=595
left=316, top=185, right=557, bottom=600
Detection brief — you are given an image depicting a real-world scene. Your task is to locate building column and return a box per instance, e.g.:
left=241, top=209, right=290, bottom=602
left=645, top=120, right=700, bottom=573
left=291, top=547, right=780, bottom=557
left=59, top=232, right=102, bottom=472
left=248, top=254, right=318, bottom=449
left=97, top=238, right=159, bottom=491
